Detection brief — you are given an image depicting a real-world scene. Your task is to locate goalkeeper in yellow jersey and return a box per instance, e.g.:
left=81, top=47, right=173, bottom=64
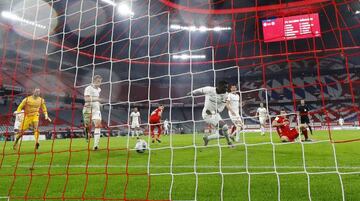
left=13, top=88, right=52, bottom=150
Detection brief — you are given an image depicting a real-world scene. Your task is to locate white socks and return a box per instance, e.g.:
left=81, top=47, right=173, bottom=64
left=131, top=130, right=140, bottom=137
left=94, top=128, right=101, bottom=148
left=261, top=126, right=265, bottom=135
left=235, top=126, right=241, bottom=142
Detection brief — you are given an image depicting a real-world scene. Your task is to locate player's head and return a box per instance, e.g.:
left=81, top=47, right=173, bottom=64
left=229, top=84, right=237, bottom=93
left=216, top=80, right=228, bottom=94
left=32, top=88, right=41, bottom=97
left=280, top=109, right=287, bottom=116
left=260, top=103, right=264, bottom=107
left=134, top=107, right=138, bottom=112
left=301, top=99, right=305, bottom=106
left=158, top=105, right=164, bottom=110
left=93, top=75, right=102, bottom=87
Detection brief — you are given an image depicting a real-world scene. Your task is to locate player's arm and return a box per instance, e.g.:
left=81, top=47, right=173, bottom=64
left=158, top=109, right=163, bottom=117
left=129, top=113, right=132, bottom=125
left=84, top=95, right=101, bottom=103
left=296, top=106, right=300, bottom=117
left=226, top=99, right=236, bottom=116
left=272, top=118, right=279, bottom=127
left=84, top=87, right=101, bottom=103
left=151, top=109, right=157, bottom=116
left=272, top=117, right=284, bottom=127
left=15, top=97, right=27, bottom=114
left=188, top=86, right=213, bottom=95
left=306, top=106, right=311, bottom=119
left=41, top=98, right=52, bottom=122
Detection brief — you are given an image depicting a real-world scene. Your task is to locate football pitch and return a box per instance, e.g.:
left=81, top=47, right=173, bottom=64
left=0, top=130, right=359, bottom=201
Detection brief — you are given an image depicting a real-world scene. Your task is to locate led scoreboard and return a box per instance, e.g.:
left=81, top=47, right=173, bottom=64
left=262, top=13, right=321, bottom=42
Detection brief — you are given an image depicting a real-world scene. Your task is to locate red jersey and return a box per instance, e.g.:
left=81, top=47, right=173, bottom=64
left=274, top=116, right=299, bottom=142
left=150, top=108, right=162, bottom=123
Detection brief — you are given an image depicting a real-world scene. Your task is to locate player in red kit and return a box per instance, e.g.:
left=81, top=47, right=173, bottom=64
left=149, top=105, right=164, bottom=143
left=272, top=110, right=299, bottom=142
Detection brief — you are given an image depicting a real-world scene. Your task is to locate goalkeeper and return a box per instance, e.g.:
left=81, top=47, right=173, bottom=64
left=13, top=88, right=51, bottom=150
left=189, top=81, right=233, bottom=147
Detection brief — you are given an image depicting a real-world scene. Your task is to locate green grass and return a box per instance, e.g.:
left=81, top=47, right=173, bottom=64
left=0, top=130, right=359, bottom=201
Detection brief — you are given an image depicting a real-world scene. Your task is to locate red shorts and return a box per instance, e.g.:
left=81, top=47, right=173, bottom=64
left=149, top=116, right=160, bottom=124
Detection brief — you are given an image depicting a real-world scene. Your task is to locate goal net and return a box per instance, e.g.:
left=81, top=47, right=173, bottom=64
left=0, top=0, right=359, bottom=200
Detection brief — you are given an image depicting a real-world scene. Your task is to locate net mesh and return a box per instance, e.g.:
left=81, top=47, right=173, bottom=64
left=0, top=0, right=359, bottom=200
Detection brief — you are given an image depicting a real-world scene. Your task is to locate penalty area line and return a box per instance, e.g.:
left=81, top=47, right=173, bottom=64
left=1, top=164, right=360, bottom=169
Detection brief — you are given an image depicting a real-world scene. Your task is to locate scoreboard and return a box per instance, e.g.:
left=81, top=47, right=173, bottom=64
left=262, top=13, right=321, bottom=42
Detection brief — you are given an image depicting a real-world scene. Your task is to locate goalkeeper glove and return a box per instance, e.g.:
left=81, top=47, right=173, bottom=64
left=45, top=114, right=52, bottom=122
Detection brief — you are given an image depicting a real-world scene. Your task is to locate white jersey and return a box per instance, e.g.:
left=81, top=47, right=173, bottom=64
left=257, top=107, right=267, bottom=118
left=83, top=85, right=102, bottom=120
left=135, top=139, right=147, bottom=152
left=164, top=120, right=169, bottom=130
left=84, top=85, right=101, bottom=110
left=130, top=111, right=140, bottom=124
left=192, top=87, right=228, bottom=115
left=338, top=118, right=344, bottom=126
left=227, top=93, right=240, bottom=116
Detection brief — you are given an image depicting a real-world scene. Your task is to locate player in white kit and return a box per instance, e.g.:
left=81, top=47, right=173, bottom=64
left=83, top=75, right=103, bottom=150
left=129, top=107, right=141, bottom=138
left=135, top=137, right=147, bottom=153
left=226, top=84, right=244, bottom=142
left=163, top=119, right=169, bottom=135
left=189, top=81, right=232, bottom=147
left=338, top=116, right=344, bottom=129
left=256, top=103, right=268, bottom=136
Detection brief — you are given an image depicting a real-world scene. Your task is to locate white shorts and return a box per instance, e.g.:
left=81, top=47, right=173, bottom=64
left=259, top=117, right=266, bottom=125
left=14, top=112, right=24, bottom=130
left=203, top=112, right=222, bottom=126
left=91, top=110, right=102, bottom=121
left=131, top=122, right=140, bottom=129
left=83, top=106, right=102, bottom=121
left=14, top=119, right=22, bottom=130
left=229, top=113, right=243, bottom=127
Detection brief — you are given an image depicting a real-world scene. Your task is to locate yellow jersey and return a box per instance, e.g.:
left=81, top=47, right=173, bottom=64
left=16, top=95, right=48, bottom=117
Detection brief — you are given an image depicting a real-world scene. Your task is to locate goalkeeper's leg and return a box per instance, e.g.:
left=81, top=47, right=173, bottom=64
left=13, top=117, right=30, bottom=150
left=13, top=131, right=23, bottom=150
left=33, top=121, right=40, bottom=150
